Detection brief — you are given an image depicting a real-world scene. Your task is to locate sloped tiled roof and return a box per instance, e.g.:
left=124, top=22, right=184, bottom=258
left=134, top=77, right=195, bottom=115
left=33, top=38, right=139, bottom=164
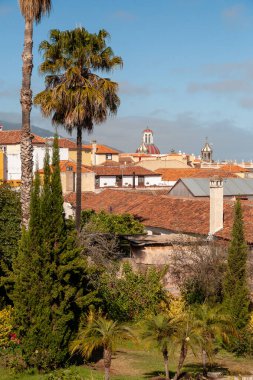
left=38, top=160, right=93, bottom=174
left=156, top=168, right=238, bottom=181
left=220, top=164, right=249, bottom=173
left=99, top=160, right=121, bottom=166
left=56, top=138, right=77, bottom=149
left=90, top=165, right=160, bottom=176
left=0, top=130, right=45, bottom=145
left=83, top=144, right=120, bottom=154
left=64, top=189, right=253, bottom=243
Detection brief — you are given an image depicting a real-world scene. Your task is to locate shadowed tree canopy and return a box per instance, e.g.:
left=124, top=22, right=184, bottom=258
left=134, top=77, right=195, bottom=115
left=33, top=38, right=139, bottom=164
left=34, top=27, right=123, bottom=230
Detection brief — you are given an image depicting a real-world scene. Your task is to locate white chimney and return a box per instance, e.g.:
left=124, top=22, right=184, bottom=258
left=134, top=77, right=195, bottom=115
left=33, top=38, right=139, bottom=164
left=91, top=140, right=97, bottom=166
left=209, top=176, right=223, bottom=235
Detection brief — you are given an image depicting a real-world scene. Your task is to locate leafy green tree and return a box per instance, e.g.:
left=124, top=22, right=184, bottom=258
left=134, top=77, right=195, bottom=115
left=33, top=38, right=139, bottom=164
left=70, top=311, right=135, bottom=380
left=12, top=136, right=96, bottom=369
left=81, top=210, right=144, bottom=234
left=0, top=184, right=21, bottom=308
left=141, top=314, right=180, bottom=380
left=19, top=0, right=51, bottom=228
left=34, top=27, right=123, bottom=230
left=98, top=262, right=166, bottom=322
left=223, top=199, right=250, bottom=329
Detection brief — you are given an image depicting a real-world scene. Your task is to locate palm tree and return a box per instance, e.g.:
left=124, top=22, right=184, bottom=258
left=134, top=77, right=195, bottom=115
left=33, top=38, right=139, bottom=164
left=34, top=27, right=123, bottom=230
left=19, top=0, right=51, bottom=229
left=141, top=313, right=180, bottom=380
left=70, top=312, right=135, bottom=380
left=173, top=310, right=200, bottom=380
left=193, top=304, right=234, bottom=375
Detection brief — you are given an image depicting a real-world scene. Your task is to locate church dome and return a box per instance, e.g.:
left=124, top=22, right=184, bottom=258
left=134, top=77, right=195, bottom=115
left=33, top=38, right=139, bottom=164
left=136, top=128, right=160, bottom=154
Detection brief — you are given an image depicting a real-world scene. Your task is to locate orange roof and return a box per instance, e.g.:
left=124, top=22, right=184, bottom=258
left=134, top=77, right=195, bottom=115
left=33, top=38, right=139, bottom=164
left=64, top=189, right=253, bottom=244
left=56, top=138, right=77, bottom=149
left=219, top=164, right=249, bottom=173
left=155, top=168, right=238, bottom=181
left=83, top=144, right=120, bottom=154
left=0, top=130, right=45, bottom=145
left=38, top=160, right=93, bottom=174
left=90, top=165, right=160, bottom=176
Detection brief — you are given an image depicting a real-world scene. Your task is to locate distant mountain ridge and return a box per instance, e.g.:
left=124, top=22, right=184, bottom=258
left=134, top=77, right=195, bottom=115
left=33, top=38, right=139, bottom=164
left=0, top=120, right=58, bottom=138
left=0, top=120, right=120, bottom=151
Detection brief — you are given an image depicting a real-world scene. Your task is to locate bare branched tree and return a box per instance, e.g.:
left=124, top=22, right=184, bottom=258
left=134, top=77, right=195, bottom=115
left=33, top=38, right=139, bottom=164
left=170, top=240, right=227, bottom=302
left=79, top=221, right=124, bottom=270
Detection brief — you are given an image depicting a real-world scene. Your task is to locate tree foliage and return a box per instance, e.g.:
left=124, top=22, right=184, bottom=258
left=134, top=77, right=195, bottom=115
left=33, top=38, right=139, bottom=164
left=170, top=239, right=226, bottom=305
left=223, top=200, right=250, bottom=329
left=0, top=184, right=21, bottom=308
left=141, top=313, right=180, bottom=380
left=70, top=310, right=135, bottom=380
left=81, top=210, right=145, bottom=235
left=34, top=27, right=122, bottom=229
left=12, top=136, right=96, bottom=370
left=98, top=262, right=166, bottom=322
left=0, top=307, right=13, bottom=349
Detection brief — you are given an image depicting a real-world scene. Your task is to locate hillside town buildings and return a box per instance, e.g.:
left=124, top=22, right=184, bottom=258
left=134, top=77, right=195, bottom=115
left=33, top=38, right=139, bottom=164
left=2, top=125, right=253, bottom=295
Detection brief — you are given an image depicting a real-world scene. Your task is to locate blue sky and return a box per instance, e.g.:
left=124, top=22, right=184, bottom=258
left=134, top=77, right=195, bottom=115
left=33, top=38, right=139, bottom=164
left=1, top=0, right=253, bottom=159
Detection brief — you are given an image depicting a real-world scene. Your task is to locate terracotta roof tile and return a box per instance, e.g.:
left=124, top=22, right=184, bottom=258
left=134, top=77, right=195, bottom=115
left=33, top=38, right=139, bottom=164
left=38, top=160, right=93, bottom=174
left=220, top=164, right=249, bottom=173
left=0, top=130, right=45, bottom=145
left=64, top=190, right=253, bottom=244
left=155, top=168, right=238, bottom=181
left=83, top=144, right=120, bottom=154
left=89, top=165, right=160, bottom=176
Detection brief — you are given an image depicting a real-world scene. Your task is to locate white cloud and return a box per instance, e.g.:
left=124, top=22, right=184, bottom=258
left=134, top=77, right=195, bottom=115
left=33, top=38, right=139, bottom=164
left=111, top=10, right=135, bottom=22
left=188, top=79, right=252, bottom=94
left=222, top=4, right=250, bottom=27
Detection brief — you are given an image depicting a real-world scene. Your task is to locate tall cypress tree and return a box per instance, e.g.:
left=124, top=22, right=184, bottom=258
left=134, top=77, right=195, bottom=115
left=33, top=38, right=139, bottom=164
left=13, top=136, right=95, bottom=369
left=223, top=199, right=250, bottom=329
left=0, top=184, right=21, bottom=308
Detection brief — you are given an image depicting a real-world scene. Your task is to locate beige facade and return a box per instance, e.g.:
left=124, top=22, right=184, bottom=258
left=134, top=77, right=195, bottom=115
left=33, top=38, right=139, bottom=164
left=135, top=159, right=189, bottom=171
left=61, top=171, right=95, bottom=193
left=69, top=149, right=119, bottom=166
left=69, top=150, right=91, bottom=166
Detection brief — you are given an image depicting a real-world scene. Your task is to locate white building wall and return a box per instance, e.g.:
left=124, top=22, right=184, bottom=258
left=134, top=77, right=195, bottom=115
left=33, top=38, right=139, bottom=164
left=5, top=144, right=69, bottom=180
left=144, top=175, right=162, bottom=186
left=33, top=146, right=68, bottom=170
left=6, top=154, right=21, bottom=180
left=99, top=176, right=116, bottom=187
left=123, top=176, right=135, bottom=187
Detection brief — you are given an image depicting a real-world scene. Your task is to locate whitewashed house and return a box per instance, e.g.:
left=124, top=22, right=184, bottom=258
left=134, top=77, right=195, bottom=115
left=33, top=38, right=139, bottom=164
left=0, top=129, right=68, bottom=181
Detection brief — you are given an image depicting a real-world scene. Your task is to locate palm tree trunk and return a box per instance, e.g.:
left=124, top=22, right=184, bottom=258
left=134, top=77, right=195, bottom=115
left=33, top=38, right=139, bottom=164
left=202, top=349, right=207, bottom=376
left=20, top=17, right=34, bottom=229
left=174, top=340, right=188, bottom=380
left=104, top=348, right=112, bottom=380
left=163, top=348, right=170, bottom=380
left=76, top=125, right=82, bottom=230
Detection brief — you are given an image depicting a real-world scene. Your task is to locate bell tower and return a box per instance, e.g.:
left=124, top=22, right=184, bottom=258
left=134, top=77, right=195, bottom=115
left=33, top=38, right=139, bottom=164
left=201, top=137, right=213, bottom=162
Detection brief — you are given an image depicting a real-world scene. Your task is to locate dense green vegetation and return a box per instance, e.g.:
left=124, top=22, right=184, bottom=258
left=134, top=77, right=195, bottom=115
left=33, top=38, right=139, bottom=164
left=12, top=137, right=95, bottom=370
left=81, top=210, right=145, bottom=235
left=223, top=199, right=250, bottom=329
left=0, top=184, right=21, bottom=307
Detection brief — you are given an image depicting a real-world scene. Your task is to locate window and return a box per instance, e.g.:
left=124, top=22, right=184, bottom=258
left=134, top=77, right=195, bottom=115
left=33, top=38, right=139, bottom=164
left=66, top=166, right=73, bottom=171
left=106, top=154, right=112, bottom=160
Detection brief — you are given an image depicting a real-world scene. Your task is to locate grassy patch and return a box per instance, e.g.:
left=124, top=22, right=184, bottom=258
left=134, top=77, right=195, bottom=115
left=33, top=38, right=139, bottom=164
left=0, top=347, right=252, bottom=380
